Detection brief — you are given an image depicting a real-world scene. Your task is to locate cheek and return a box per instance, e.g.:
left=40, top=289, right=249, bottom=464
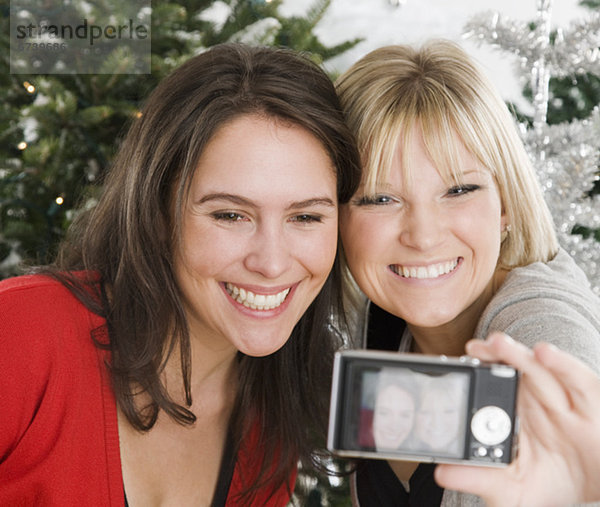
left=453, top=201, right=503, bottom=252
left=307, top=225, right=339, bottom=276
left=340, top=213, right=379, bottom=265
left=177, top=223, right=246, bottom=279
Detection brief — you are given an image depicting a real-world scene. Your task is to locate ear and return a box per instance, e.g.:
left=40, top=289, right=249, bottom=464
left=500, top=212, right=508, bottom=233
left=499, top=207, right=510, bottom=243
left=499, top=197, right=508, bottom=231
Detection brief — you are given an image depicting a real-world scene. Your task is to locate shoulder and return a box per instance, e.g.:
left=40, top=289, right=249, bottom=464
left=1, top=271, right=108, bottom=363
left=0, top=272, right=105, bottom=380
left=0, top=272, right=61, bottom=296
left=501, top=248, right=595, bottom=295
left=0, top=274, right=108, bottom=451
left=481, top=249, right=600, bottom=323
left=1, top=272, right=87, bottom=308
left=0, top=272, right=107, bottom=399
left=0, top=272, right=104, bottom=332
left=0, top=274, right=118, bottom=502
left=476, top=249, right=600, bottom=370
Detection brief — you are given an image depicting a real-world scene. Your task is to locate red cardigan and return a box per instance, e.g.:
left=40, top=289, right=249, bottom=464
left=0, top=275, right=294, bottom=505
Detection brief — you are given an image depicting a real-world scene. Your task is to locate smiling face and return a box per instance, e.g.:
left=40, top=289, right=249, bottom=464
left=373, top=383, right=415, bottom=450
left=340, top=125, right=506, bottom=338
left=414, top=379, right=465, bottom=452
left=173, top=114, right=338, bottom=357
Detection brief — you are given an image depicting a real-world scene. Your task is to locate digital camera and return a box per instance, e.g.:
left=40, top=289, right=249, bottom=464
left=327, top=349, right=519, bottom=466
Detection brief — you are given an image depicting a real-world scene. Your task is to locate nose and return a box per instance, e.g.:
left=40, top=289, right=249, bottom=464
left=243, top=221, right=293, bottom=279
left=399, top=204, right=444, bottom=251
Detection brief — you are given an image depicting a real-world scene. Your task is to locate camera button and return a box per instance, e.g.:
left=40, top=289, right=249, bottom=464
left=475, top=446, right=487, bottom=457
left=459, top=355, right=480, bottom=366
left=493, top=447, right=504, bottom=459
left=471, top=406, right=512, bottom=445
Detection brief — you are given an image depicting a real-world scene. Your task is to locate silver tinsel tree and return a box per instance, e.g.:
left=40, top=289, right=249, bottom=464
left=464, top=0, right=600, bottom=294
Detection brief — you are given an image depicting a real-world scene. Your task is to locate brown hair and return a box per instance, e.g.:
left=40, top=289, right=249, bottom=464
left=50, top=43, right=360, bottom=501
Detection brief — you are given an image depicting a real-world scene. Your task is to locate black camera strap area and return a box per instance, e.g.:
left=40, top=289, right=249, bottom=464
left=365, top=302, right=406, bottom=352
left=355, top=459, right=443, bottom=507
left=359, top=303, right=445, bottom=506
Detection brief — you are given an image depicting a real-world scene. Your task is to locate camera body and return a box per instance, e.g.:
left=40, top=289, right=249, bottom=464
left=327, top=349, right=519, bottom=466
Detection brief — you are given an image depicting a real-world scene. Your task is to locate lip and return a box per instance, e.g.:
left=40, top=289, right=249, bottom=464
left=221, top=281, right=298, bottom=318
left=388, top=257, right=462, bottom=283
left=393, top=257, right=458, bottom=269
left=224, top=282, right=293, bottom=295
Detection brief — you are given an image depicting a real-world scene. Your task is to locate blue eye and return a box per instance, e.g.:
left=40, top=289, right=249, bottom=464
left=447, top=184, right=480, bottom=196
left=355, top=195, right=394, bottom=206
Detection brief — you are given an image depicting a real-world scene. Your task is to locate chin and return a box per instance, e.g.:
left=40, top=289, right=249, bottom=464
left=238, top=339, right=288, bottom=358
left=405, top=317, right=451, bottom=329
left=404, top=308, right=461, bottom=328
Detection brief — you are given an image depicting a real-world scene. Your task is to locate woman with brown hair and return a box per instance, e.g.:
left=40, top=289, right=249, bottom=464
left=0, top=43, right=361, bottom=505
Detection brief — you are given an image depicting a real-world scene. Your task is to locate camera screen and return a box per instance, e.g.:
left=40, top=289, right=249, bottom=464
left=340, top=363, right=471, bottom=459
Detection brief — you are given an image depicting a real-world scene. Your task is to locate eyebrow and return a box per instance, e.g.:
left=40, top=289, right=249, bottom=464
left=195, top=193, right=336, bottom=209
left=372, top=168, right=486, bottom=188
left=457, top=169, right=485, bottom=177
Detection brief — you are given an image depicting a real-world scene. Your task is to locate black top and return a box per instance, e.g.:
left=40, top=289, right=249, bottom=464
left=211, top=428, right=236, bottom=507
left=124, top=428, right=236, bottom=507
left=355, top=460, right=443, bottom=507
left=356, top=302, right=444, bottom=507
left=364, top=301, right=406, bottom=351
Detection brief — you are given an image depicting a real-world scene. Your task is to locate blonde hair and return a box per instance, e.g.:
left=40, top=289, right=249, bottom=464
left=336, top=40, right=558, bottom=270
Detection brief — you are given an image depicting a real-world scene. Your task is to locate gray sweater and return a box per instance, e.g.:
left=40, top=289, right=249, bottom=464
left=473, top=248, right=600, bottom=371
left=354, top=248, right=600, bottom=507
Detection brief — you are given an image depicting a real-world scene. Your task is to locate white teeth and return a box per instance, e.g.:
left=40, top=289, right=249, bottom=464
left=225, top=283, right=290, bottom=310
left=392, top=259, right=458, bottom=279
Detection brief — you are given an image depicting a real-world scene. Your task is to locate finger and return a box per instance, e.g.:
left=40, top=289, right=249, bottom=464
left=534, top=342, right=600, bottom=414
left=434, top=463, right=503, bottom=498
left=467, top=334, right=571, bottom=413
left=515, top=377, right=565, bottom=449
left=466, top=333, right=534, bottom=369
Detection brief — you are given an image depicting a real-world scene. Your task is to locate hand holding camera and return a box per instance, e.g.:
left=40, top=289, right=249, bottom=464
left=434, top=332, right=600, bottom=507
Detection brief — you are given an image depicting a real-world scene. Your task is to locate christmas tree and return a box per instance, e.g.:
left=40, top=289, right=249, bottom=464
left=464, top=0, right=600, bottom=294
left=0, top=0, right=361, bottom=280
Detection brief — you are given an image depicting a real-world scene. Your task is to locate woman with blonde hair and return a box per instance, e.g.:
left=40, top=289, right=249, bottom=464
left=336, top=40, right=600, bottom=506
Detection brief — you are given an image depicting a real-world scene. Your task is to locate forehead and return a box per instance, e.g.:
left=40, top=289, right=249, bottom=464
left=190, top=114, right=336, bottom=195
left=367, top=122, right=487, bottom=191
left=377, top=383, right=411, bottom=401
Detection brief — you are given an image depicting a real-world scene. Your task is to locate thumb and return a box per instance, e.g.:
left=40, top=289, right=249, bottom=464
left=434, top=463, right=500, bottom=497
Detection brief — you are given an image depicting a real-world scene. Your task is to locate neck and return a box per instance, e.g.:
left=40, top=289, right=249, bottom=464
left=162, top=334, right=239, bottom=411
left=409, top=325, right=470, bottom=356
left=408, top=270, right=507, bottom=356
